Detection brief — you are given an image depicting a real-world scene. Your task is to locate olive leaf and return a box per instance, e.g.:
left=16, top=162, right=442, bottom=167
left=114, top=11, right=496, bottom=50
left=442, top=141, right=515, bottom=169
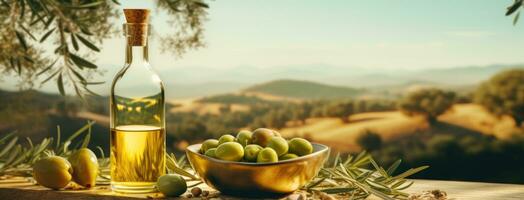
left=15, top=30, right=28, bottom=50
left=57, top=73, right=65, bottom=96
left=36, top=58, right=58, bottom=76
left=70, top=53, right=98, bottom=69
left=76, top=34, right=100, bottom=52
left=71, top=33, right=79, bottom=51
left=514, top=11, right=521, bottom=25
left=507, top=0, right=523, bottom=16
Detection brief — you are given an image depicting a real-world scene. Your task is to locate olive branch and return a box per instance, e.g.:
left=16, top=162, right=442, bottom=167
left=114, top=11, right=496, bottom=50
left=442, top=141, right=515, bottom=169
left=0, top=124, right=426, bottom=199
left=0, top=0, right=209, bottom=97
left=0, top=121, right=97, bottom=177
left=305, top=152, right=428, bottom=200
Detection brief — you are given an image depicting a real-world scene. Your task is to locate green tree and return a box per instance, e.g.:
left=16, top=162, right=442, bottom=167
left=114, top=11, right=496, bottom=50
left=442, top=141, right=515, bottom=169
left=356, top=130, right=382, bottom=151
left=475, top=69, right=524, bottom=127
left=218, top=104, right=231, bottom=114
left=1, top=0, right=208, bottom=96
left=292, top=102, right=312, bottom=125
left=324, top=100, right=354, bottom=123
left=263, top=109, right=290, bottom=129
left=399, top=88, right=456, bottom=124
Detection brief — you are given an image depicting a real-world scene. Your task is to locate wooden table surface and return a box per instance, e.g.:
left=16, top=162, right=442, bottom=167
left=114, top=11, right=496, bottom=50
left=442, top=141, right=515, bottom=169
left=0, top=177, right=523, bottom=200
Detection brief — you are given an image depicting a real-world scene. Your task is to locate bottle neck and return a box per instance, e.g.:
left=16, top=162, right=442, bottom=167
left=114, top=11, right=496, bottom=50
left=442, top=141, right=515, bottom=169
left=123, top=23, right=150, bottom=65
left=125, top=44, right=149, bottom=64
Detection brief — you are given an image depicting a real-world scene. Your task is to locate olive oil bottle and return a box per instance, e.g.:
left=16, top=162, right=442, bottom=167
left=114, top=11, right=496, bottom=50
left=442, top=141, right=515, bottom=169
left=110, top=9, right=165, bottom=193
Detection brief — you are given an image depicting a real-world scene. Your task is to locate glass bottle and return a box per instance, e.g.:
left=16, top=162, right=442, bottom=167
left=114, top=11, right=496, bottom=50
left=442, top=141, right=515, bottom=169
left=110, top=20, right=166, bottom=193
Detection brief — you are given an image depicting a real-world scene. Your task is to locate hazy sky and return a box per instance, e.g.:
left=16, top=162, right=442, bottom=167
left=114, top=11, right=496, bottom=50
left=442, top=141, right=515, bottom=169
left=101, top=0, right=524, bottom=71
left=3, top=0, right=524, bottom=93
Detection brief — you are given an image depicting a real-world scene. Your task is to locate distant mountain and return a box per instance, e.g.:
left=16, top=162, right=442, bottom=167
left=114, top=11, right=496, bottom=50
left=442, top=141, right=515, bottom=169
left=242, top=79, right=363, bottom=100
left=157, top=64, right=524, bottom=98
left=409, top=64, right=524, bottom=85
left=338, top=64, right=524, bottom=87
left=3, top=64, right=522, bottom=99
left=165, top=81, right=248, bottom=99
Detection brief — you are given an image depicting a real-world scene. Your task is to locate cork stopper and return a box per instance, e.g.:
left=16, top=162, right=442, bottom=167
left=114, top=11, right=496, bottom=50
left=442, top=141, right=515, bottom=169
left=123, top=9, right=150, bottom=46
left=124, top=9, right=150, bottom=23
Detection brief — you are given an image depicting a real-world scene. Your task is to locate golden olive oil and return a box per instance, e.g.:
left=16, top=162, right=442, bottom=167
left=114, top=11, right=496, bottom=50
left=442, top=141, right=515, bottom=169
left=110, top=125, right=165, bottom=193
left=110, top=9, right=166, bottom=193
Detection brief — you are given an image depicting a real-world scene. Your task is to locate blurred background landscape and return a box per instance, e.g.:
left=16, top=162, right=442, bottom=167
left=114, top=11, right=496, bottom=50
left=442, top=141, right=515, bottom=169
left=1, top=0, right=523, bottom=184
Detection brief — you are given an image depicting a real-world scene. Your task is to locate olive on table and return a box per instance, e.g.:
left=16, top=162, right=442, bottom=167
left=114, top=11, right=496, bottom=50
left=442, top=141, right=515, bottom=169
left=191, top=187, right=202, bottom=197
left=279, top=153, right=299, bottom=160
left=236, top=130, right=253, bottom=146
left=68, top=148, right=98, bottom=188
left=218, top=134, right=235, bottom=145
left=157, top=174, right=187, bottom=197
left=252, top=128, right=279, bottom=147
left=267, top=136, right=289, bottom=156
left=244, top=144, right=263, bottom=162
left=257, top=147, right=278, bottom=163
left=204, top=148, right=217, bottom=158
left=200, top=139, right=219, bottom=153
left=33, top=156, right=73, bottom=190
left=288, top=138, right=313, bottom=156
left=215, top=142, right=244, bottom=161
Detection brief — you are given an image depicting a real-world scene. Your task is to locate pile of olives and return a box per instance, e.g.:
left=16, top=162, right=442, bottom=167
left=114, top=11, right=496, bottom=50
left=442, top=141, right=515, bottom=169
left=32, top=148, right=98, bottom=190
left=200, top=128, right=314, bottom=163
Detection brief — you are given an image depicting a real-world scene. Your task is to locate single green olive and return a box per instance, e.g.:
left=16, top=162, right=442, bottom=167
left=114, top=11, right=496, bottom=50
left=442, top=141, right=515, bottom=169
left=200, top=139, right=219, bottom=153
left=157, top=174, right=187, bottom=197
left=288, top=138, right=313, bottom=156
left=279, top=153, right=299, bottom=160
left=244, top=144, right=263, bottom=162
left=68, top=148, right=98, bottom=188
left=204, top=148, right=217, bottom=158
left=252, top=128, right=279, bottom=147
left=236, top=130, right=253, bottom=146
left=215, top=142, right=244, bottom=161
left=267, top=136, right=289, bottom=156
left=257, top=147, right=278, bottom=163
left=33, top=156, right=72, bottom=190
left=218, top=134, right=236, bottom=145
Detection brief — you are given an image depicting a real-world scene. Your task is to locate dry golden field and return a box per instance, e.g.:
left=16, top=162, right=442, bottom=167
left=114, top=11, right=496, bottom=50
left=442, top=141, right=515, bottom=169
left=77, top=101, right=517, bottom=154
left=280, top=104, right=517, bottom=152
left=169, top=99, right=250, bottom=115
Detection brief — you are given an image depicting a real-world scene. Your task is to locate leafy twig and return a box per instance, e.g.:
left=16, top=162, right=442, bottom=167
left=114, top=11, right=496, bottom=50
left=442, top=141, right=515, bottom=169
left=305, top=151, right=428, bottom=200
left=0, top=121, right=95, bottom=177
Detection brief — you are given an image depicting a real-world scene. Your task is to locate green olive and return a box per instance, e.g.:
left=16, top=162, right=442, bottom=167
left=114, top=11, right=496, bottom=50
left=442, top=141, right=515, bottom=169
left=279, top=153, right=299, bottom=160
left=218, top=134, right=235, bottom=145
left=215, top=142, right=244, bottom=161
left=33, top=156, right=72, bottom=190
left=236, top=130, right=253, bottom=146
left=257, top=147, right=278, bottom=163
left=157, top=174, right=187, bottom=197
left=252, top=128, right=279, bottom=147
left=200, top=139, right=219, bottom=153
left=204, top=148, right=217, bottom=158
left=244, top=144, right=263, bottom=162
left=68, top=148, right=98, bottom=188
left=267, top=136, right=289, bottom=156
left=288, top=138, right=313, bottom=156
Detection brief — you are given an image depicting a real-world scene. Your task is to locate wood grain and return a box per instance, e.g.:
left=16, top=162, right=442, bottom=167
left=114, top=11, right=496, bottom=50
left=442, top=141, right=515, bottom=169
left=1, top=177, right=523, bottom=199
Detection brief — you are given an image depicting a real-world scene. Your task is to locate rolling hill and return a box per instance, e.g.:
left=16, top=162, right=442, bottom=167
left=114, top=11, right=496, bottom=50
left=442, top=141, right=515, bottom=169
left=279, top=103, right=517, bottom=152
left=242, top=79, right=363, bottom=100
